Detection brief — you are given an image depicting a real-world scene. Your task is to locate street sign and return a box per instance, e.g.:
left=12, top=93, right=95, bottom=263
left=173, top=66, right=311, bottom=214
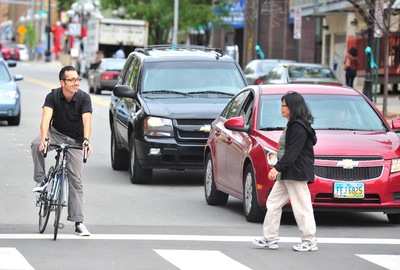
left=294, top=8, right=301, bottom=40
left=17, top=25, right=26, bottom=36
left=374, top=0, right=383, bottom=38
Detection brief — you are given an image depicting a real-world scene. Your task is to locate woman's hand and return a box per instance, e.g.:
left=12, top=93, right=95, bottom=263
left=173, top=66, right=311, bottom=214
left=268, top=167, right=279, bottom=181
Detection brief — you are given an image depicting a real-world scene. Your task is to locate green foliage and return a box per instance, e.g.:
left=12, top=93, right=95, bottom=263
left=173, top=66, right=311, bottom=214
left=56, top=0, right=233, bottom=44
left=25, top=23, right=36, bottom=48
left=98, top=0, right=231, bottom=44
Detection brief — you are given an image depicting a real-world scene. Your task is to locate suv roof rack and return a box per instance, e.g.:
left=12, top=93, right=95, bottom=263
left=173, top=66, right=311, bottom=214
left=135, top=44, right=224, bottom=57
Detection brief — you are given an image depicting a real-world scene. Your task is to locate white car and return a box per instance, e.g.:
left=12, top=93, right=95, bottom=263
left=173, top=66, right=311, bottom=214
left=17, top=44, right=29, bottom=61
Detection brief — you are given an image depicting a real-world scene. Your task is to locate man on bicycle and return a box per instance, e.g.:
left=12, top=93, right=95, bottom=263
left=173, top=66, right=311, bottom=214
left=31, top=65, right=93, bottom=236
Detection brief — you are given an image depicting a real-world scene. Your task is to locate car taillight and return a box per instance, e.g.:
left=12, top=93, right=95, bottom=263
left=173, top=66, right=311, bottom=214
left=100, top=72, right=114, bottom=80
left=255, top=79, right=263, bottom=85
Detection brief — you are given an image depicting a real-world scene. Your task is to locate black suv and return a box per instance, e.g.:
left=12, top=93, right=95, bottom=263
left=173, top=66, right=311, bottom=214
left=109, top=45, right=247, bottom=184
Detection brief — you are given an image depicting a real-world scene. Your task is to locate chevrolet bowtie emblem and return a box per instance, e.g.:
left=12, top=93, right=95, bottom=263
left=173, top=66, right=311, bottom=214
left=337, top=159, right=359, bottom=169
left=200, top=125, right=211, bottom=132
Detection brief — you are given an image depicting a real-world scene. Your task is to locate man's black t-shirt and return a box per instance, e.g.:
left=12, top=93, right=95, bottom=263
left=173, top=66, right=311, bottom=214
left=43, top=87, right=92, bottom=142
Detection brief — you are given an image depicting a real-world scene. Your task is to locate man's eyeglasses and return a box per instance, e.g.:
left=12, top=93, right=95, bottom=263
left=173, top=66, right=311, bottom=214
left=63, top=78, right=82, bottom=83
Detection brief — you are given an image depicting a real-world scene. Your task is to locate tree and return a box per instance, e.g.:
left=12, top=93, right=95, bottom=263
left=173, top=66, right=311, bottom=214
left=348, top=0, right=399, bottom=116
left=99, top=0, right=231, bottom=44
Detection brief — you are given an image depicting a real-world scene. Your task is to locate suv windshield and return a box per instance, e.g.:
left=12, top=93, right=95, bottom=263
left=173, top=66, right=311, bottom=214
left=141, top=61, right=246, bottom=95
left=258, top=94, right=388, bottom=132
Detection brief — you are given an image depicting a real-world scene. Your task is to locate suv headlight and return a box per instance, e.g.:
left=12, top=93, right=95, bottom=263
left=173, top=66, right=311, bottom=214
left=144, top=116, right=173, bottom=137
left=391, top=158, right=400, bottom=173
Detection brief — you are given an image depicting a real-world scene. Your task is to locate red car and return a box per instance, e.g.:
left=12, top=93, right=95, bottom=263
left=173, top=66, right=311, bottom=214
left=0, top=41, right=20, bottom=60
left=204, top=84, right=400, bottom=224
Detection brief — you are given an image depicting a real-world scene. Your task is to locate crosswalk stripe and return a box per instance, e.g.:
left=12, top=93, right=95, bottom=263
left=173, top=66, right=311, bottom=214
left=0, top=248, right=34, bottom=270
left=154, top=250, right=252, bottom=270
left=0, top=234, right=399, bottom=245
left=356, top=254, right=400, bottom=270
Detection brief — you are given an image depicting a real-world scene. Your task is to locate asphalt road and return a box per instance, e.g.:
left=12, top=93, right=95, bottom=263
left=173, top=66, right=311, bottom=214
left=0, top=61, right=399, bottom=270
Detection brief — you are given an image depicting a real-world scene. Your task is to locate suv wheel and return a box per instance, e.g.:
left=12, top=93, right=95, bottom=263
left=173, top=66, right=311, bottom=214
left=111, top=128, right=129, bottom=170
left=243, top=164, right=265, bottom=222
left=129, top=134, right=152, bottom=184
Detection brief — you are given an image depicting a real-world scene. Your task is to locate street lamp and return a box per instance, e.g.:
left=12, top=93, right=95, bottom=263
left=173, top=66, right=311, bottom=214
left=45, top=0, right=52, bottom=62
left=67, top=0, right=96, bottom=74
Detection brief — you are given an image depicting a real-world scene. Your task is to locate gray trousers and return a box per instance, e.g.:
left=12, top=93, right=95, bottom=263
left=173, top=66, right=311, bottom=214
left=31, top=128, right=84, bottom=223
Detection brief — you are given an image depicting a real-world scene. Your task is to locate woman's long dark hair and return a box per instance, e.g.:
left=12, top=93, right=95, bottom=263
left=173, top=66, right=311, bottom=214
left=281, top=91, right=314, bottom=124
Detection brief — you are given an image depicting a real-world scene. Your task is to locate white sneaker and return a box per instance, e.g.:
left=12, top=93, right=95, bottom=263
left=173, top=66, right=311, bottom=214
left=33, top=182, right=48, bottom=193
left=75, top=223, right=91, bottom=236
left=252, top=237, right=279, bottom=250
left=292, top=241, right=318, bottom=252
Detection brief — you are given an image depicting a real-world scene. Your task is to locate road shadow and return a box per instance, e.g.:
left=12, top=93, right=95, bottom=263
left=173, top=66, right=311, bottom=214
left=151, top=169, right=204, bottom=186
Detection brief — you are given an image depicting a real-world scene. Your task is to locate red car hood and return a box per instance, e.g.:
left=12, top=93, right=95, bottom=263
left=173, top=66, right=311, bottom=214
left=258, top=130, right=400, bottom=159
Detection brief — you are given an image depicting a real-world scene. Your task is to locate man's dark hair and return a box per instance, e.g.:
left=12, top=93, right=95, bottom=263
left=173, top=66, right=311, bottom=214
left=59, top=65, right=77, bottom=80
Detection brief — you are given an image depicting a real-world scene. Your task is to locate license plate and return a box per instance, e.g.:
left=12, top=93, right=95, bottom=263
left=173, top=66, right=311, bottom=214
left=333, top=182, right=364, bottom=198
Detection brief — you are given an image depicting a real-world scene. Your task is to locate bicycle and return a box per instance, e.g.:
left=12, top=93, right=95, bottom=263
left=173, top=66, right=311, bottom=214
left=36, top=140, right=88, bottom=240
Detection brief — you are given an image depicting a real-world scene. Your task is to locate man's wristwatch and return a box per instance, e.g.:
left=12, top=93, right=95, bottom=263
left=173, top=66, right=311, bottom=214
left=83, top=137, right=90, bottom=143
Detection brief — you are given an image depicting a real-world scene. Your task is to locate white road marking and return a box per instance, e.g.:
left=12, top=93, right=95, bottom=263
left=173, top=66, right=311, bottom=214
left=154, top=250, right=252, bottom=270
left=356, top=254, right=400, bottom=270
left=0, top=234, right=399, bottom=245
left=0, top=248, right=34, bottom=270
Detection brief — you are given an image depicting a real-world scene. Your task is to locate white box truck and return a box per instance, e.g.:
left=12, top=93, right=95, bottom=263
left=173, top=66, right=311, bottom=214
left=82, top=17, right=149, bottom=74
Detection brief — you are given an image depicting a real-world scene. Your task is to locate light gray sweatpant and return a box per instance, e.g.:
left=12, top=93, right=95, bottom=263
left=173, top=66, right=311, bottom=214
left=31, top=128, right=85, bottom=223
left=263, top=179, right=317, bottom=243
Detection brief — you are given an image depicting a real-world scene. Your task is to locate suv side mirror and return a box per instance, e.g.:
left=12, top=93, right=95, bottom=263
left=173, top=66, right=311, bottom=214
left=113, top=85, right=136, bottom=99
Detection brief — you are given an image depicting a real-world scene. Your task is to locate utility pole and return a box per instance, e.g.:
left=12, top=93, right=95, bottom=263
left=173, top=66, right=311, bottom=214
left=363, top=0, right=375, bottom=101
left=45, top=0, right=52, bottom=62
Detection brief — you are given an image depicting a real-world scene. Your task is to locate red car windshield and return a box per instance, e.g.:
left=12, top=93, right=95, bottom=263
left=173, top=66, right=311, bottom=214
left=258, top=94, right=388, bottom=132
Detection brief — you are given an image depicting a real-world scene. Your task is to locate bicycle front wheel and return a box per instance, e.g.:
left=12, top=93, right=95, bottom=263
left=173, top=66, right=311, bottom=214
left=38, top=167, right=55, bottom=233
left=53, top=175, right=64, bottom=241
left=38, top=191, right=51, bottom=233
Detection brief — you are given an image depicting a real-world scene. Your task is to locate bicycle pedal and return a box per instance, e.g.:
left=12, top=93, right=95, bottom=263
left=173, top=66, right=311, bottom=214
left=58, top=223, right=65, bottom=229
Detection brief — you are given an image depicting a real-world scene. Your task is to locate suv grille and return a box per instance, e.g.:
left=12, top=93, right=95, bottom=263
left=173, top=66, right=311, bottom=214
left=315, top=156, right=384, bottom=181
left=175, top=119, right=213, bottom=142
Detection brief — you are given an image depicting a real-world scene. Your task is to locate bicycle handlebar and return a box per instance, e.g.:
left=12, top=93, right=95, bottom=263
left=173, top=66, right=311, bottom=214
left=43, top=142, right=89, bottom=163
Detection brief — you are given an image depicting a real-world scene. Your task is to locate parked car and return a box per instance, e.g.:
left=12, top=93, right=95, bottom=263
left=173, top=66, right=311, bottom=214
left=110, top=45, right=248, bottom=184
left=0, top=59, right=23, bottom=125
left=204, top=83, right=400, bottom=224
left=17, top=44, right=29, bottom=61
left=243, top=59, right=296, bottom=85
left=88, top=57, right=126, bottom=94
left=0, top=41, right=20, bottom=61
left=261, top=62, right=342, bottom=85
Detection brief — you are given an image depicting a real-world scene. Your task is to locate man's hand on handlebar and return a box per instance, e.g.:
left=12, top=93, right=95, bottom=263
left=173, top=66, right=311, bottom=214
left=40, top=137, right=50, bottom=152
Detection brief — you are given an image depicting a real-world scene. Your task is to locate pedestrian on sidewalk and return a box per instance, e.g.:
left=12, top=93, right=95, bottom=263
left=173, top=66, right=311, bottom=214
left=252, top=91, right=318, bottom=252
left=344, top=47, right=359, bottom=87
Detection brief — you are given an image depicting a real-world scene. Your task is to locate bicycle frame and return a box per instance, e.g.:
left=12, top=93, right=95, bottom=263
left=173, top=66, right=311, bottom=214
left=38, top=141, right=88, bottom=240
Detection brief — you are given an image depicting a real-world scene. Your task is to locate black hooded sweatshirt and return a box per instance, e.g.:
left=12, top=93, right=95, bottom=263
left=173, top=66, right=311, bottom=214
left=274, top=119, right=317, bottom=183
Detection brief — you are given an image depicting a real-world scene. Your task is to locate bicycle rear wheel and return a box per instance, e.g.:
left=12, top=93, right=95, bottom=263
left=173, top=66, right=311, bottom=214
left=53, top=174, right=64, bottom=241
